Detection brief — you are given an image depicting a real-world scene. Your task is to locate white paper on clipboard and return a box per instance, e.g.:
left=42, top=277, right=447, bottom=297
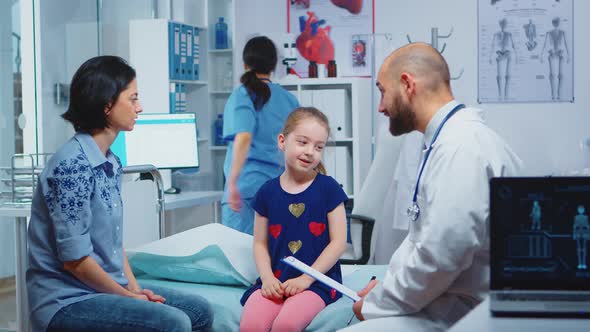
left=281, top=256, right=361, bottom=302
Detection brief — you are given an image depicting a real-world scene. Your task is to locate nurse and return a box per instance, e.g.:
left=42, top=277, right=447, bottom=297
left=27, top=56, right=213, bottom=332
left=343, top=43, right=522, bottom=331
left=222, top=36, right=300, bottom=235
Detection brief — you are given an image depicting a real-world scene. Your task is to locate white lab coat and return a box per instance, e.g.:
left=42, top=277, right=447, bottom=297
left=353, top=120, right=424, bottom=264
left=342, top=101, right=523, bottom=331
left=372, top=130, right=423, bottom=264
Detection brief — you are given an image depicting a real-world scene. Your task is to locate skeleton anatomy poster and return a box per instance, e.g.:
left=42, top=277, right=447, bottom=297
left=478, top=0, right=574, bottom=103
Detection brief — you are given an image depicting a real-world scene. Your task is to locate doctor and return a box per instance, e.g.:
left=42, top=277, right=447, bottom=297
left=343, top=43, right=522, bottom=331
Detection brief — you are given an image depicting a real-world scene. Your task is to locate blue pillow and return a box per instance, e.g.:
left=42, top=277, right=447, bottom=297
left=129, top=244, right=252, bottom=286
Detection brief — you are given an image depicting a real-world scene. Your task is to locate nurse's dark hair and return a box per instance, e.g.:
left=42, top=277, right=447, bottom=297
left=281, top=107, right=330, bottom=175
left=241, top=36, right=277, bottom=111
left=62, top=55, right=136, bottom=132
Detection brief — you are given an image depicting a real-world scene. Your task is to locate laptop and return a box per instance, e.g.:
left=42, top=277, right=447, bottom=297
left=490, top=177, right=590, bottom=317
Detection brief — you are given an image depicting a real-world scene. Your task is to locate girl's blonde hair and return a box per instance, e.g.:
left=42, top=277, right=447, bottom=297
left=281, top=107, right=330, bottom=174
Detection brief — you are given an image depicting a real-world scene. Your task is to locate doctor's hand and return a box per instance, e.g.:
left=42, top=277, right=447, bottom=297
left=282, top=275, right=314, bottom=297
left=261, top=276, right=284, bottom=300
left=228, top=182, right=242, bottom=212
left=353, top=279, right=379, bottom=321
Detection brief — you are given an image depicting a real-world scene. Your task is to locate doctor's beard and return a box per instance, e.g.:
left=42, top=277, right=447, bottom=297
left=389, top=93, right=416, bottom=136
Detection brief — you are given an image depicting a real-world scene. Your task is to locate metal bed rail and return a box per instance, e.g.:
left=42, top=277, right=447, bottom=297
left=122, top=165, right=166, bottom=239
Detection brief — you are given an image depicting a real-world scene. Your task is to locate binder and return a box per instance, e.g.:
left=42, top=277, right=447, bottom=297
left=179, top=84, right=187, bottom=112
left=193, top=27, right=200, bottom=80
left=172, top=22, right=181, bottom=80
left=168, top=22, right=175, bottom=80
left=184, top=24, right=193, bottom=81
left=179, top=23, right=188, bottom=80
left=169, top=82, right=176, bottom=113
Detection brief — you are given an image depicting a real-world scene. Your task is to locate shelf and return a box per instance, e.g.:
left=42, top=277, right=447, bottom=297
left=171, top=79, right=208, bottom=85
left=330, top=138, right=353, bottom=143
left=197, top=138, right=209, bottom=143
left=209, top=145, right=228, bottom=151
left=209, top=90, right=232, bottom=95
left=279, top=77, right=366, bottom=87
left=208, top=48, right=232, bottom=54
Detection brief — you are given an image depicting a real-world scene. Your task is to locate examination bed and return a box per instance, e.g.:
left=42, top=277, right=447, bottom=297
left=127, top=223, right=387, bottom=331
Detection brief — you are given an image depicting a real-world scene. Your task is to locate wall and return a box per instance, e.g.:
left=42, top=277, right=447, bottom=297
left=100, top=0, right=156, bottom=61
left=237, top=0, right=590, bottom=175
left=37, top=0, right=98, bottom=154
left=233, top=0, right=286, bottom=84
left=374, top=0, right=590, bottom=175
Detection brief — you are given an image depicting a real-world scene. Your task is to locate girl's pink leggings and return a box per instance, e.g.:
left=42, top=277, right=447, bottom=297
left=240, top=289, right=326, bottom=332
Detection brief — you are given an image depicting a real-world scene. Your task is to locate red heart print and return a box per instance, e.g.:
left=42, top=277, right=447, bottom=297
left=269, top=224, right=282, bottom=239
left=309, top=222, right=326, bottom=237
left=330, top=288, right=337, bottom=299
left=274, top=270, right=282, bottom=279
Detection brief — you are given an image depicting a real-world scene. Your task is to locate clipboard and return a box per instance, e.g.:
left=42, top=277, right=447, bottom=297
left=281, top=256, right=360, bottom=302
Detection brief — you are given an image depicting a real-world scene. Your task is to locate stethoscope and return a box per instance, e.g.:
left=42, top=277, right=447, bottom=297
left=406, top=103, right=466, bottom=222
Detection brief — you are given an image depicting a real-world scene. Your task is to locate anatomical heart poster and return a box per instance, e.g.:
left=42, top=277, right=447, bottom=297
left=288, top=0, right=374, bottom=77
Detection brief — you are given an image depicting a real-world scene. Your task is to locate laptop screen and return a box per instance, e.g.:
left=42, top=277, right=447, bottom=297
left=490, top=177, right=590, bottom=290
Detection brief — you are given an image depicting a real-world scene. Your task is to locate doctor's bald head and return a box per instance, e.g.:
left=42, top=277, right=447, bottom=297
left=383, top=42, right=451, bottom=95
left=376, top=43, right=454, bottom=136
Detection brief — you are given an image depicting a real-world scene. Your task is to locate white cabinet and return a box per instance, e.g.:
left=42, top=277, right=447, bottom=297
left=129, top=18, right=210, bottom=189
left=280, top=78, right=372, bottom=198
left=129, top=0, right=235, bottom=191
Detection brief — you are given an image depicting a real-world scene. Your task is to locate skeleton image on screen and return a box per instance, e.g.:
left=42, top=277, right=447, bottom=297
left=540, top=17, right=570, bottom=101
left=573, top=205, right=590, bottom=270
left=530, top=200, right=542, bottom=231
left=523, top=19, right=537, bottom=51
left=489, top=18, right=516, bottom=100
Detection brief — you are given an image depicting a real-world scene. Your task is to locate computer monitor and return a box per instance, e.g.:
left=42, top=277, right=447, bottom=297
left=111, top=112, right=199, bottom=170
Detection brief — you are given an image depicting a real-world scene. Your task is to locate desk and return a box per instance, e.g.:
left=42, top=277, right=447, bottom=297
left=0, top=204, right=31, bottom=332
left=449, top=297, right=589, bottom=332
left=164, top=190, right=223, bottom=223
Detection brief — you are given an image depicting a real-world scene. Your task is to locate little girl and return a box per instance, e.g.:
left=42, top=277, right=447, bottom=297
left=239, top=107, right=348, bottom=331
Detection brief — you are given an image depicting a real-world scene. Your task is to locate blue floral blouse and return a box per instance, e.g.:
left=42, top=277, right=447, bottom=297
left=27, top=132, right=127, bottom=332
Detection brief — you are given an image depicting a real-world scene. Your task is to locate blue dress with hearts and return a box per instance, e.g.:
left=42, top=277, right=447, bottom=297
left=240, top=173, right=349, bottom=306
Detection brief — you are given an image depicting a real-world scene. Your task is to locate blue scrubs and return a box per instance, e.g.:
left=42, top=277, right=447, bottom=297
left=222, top=83, right=299, bottom=234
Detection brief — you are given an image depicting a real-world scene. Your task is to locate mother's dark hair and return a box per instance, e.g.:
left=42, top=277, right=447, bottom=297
left=62, top=55, right=136, bottom=132
left=240, top=36, right=277, bottom=110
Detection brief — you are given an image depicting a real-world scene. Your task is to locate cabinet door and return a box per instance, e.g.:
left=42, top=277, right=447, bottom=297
left=314, top=89, right=351, bottom=139
left=324, top=146, right=352, bottom=195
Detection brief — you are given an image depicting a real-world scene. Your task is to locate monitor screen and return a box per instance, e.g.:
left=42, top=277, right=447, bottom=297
left=111, top=113, right=199, bottom=169
left=490, top=177, right=590, bottom=290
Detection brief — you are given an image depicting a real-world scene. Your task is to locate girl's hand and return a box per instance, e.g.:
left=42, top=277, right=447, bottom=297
left=282, top=275, right=314, bottom=297
left=261, top=276, right=284, bottom=300
left=228, top=182, right=242, bottom=212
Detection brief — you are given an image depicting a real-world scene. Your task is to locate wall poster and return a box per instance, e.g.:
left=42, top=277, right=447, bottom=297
left=478, top=0, right=574, bottom=103
left=288, top=0, right=374, bottom=77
